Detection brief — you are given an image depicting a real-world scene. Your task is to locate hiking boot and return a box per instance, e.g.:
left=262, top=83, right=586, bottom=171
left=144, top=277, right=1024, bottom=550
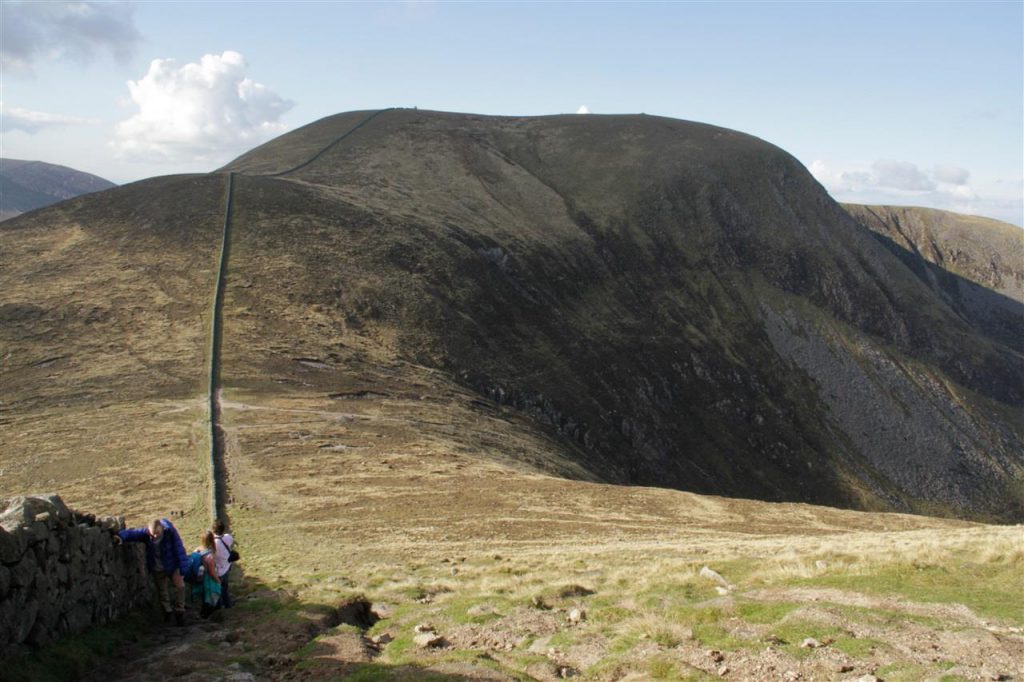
left=175, top=611, right=185, bottom=627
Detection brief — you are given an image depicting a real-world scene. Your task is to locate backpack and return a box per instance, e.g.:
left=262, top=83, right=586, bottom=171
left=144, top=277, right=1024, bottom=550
left=183, top=551, right=206, bottom=584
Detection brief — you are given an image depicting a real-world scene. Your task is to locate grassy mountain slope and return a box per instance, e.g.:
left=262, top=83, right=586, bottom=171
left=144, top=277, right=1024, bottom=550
left=843, top=203, right=1023, bottom=353
left=2, top=109, right=1022, bottom=523
left=224, top=109, right=1022, bottom=519
left=3, top=109, right=1023, bottom=680
left=0, top=158, right=116, bottom=221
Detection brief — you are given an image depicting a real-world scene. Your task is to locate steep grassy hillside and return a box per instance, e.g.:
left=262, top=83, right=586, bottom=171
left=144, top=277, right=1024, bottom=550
left=224, top=109, right=1022, bottom=519
left=3, top=109, right=1023, bottom=680
left=3, top=109, right=1022, bottom=522
left=844, top=203, right=1023, bottom=353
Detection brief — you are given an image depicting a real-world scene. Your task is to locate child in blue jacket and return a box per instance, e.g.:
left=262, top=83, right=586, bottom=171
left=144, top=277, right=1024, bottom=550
left=115, top=518, right=189, bottom=625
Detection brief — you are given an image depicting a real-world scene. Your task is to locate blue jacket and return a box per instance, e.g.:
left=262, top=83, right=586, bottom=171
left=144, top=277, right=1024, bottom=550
left=118, top=519, right=189, bottom=575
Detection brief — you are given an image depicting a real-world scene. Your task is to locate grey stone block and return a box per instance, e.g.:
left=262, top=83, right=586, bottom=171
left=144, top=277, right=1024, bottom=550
left=39, top=494, right=72, bottom=526
left=0, top=528, right=21, bottom=565
left=12, top=598, right=38, bottom=644
left=9, top=556, right=35, bottom=589
left=26, top=619, right=53, bottom=647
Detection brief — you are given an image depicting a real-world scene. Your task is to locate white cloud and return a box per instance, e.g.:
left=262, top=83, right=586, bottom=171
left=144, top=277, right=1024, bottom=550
left=1, top=1, right=140, bottom=74
left=934, top=164, right=970, bottom=186
left=576, top=105, right=592, bottom=114
left=0, top=101, right=99, bottom=133
left=810, top=158, right=1021, bottom=226
left=871, top=159, right=935, bottom=192
left=812, top=159, right=951, bottom=196
left=112, top=51, right=294, bottom=163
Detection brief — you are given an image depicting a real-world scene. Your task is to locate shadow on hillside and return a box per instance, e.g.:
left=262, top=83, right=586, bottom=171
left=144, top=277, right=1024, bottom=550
left=871, top=232, right=1024, bottom=355
left=6, top=568, right=498, bottom=682
left=299, top=656, right=509, bottom=682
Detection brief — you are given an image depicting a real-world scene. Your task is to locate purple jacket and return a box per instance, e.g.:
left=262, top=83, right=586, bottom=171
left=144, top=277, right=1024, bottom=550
left=118, top=518, right=189, bottom=575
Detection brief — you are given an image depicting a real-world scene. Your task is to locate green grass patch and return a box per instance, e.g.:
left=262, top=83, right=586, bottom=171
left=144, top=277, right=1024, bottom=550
left=875, top=661, right=933, bottom=681
left=828, top=602, right=944, bottom=629
left=546, top=630, right=579, bottom=648
left=766, top=620, right=877, bottom=659
left=441, top=595, right=510, bottom=625
left=832, top=635, right=883, bottom=658
left=586, top=600, right=632, bottom=627
left=667, top=605, right=729, bottom=627
left=609, top=633, right=640, bottom=654
left=690, top=623, right=748, bottom=651
left=734, top=600, right=800, bottom=624
left=638, top=579, right=713, bottom=610
left=646, top=656, right=679, bottom=679
left=380, top=633, right=415, bottom=663
left=794, top=560, right=1024, bottom=624
left=344, top=662, right=481, bottom=681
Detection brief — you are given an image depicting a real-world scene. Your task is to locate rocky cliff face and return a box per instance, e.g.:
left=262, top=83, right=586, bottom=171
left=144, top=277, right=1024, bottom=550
left=3, top=110, right=1021, bottom=521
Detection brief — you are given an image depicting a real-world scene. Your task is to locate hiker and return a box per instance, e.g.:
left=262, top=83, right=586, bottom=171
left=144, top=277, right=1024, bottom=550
left=192, top=530, right=223, bottom=618
left=212, top=519, right=237, bottom=608
left=114, top=518, right=189, bottom=625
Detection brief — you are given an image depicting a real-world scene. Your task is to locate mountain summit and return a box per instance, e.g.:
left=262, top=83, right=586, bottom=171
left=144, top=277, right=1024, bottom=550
left=3, top=109, right=1022, bottom=520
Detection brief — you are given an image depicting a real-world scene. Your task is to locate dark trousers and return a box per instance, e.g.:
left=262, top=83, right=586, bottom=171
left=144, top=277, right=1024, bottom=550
left=154, top=570, right=185, bottom=613
left=220, top=567, right=233, bottom=608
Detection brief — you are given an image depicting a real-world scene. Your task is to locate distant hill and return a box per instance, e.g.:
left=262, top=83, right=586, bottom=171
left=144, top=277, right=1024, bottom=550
left=844, top=204, right=1023, bottom=352
left=0, top=159, right=115, bottom=220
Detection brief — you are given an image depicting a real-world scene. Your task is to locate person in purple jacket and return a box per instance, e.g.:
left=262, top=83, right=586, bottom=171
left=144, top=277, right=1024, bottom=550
left=115, top=518, right=189, bottom=625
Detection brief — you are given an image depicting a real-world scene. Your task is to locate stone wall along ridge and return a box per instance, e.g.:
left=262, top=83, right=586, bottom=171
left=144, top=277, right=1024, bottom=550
left=0, top=494, right=148, bottom=658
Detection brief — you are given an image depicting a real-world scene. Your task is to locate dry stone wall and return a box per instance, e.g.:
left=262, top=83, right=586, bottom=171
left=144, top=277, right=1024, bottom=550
left=0, top=494, right=148, bottom=658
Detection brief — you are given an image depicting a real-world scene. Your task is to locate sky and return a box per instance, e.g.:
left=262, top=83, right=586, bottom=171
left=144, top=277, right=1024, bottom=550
left=1, top=1, right=1022, bottom=226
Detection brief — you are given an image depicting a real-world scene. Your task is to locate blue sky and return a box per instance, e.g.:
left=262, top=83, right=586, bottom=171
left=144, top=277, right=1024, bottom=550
left=2, top=1, right=1022, bottom=225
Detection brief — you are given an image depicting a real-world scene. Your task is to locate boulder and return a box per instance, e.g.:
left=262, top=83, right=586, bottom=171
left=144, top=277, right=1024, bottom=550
left=699, top=566, right=732, bottom=588
left=0, top=496, right=71, bottom=531
left=414, top=632, right=446, bottom=648
left=38, top=495, right=73, bottom=526
left=96, top=516, right=121, bottom=533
